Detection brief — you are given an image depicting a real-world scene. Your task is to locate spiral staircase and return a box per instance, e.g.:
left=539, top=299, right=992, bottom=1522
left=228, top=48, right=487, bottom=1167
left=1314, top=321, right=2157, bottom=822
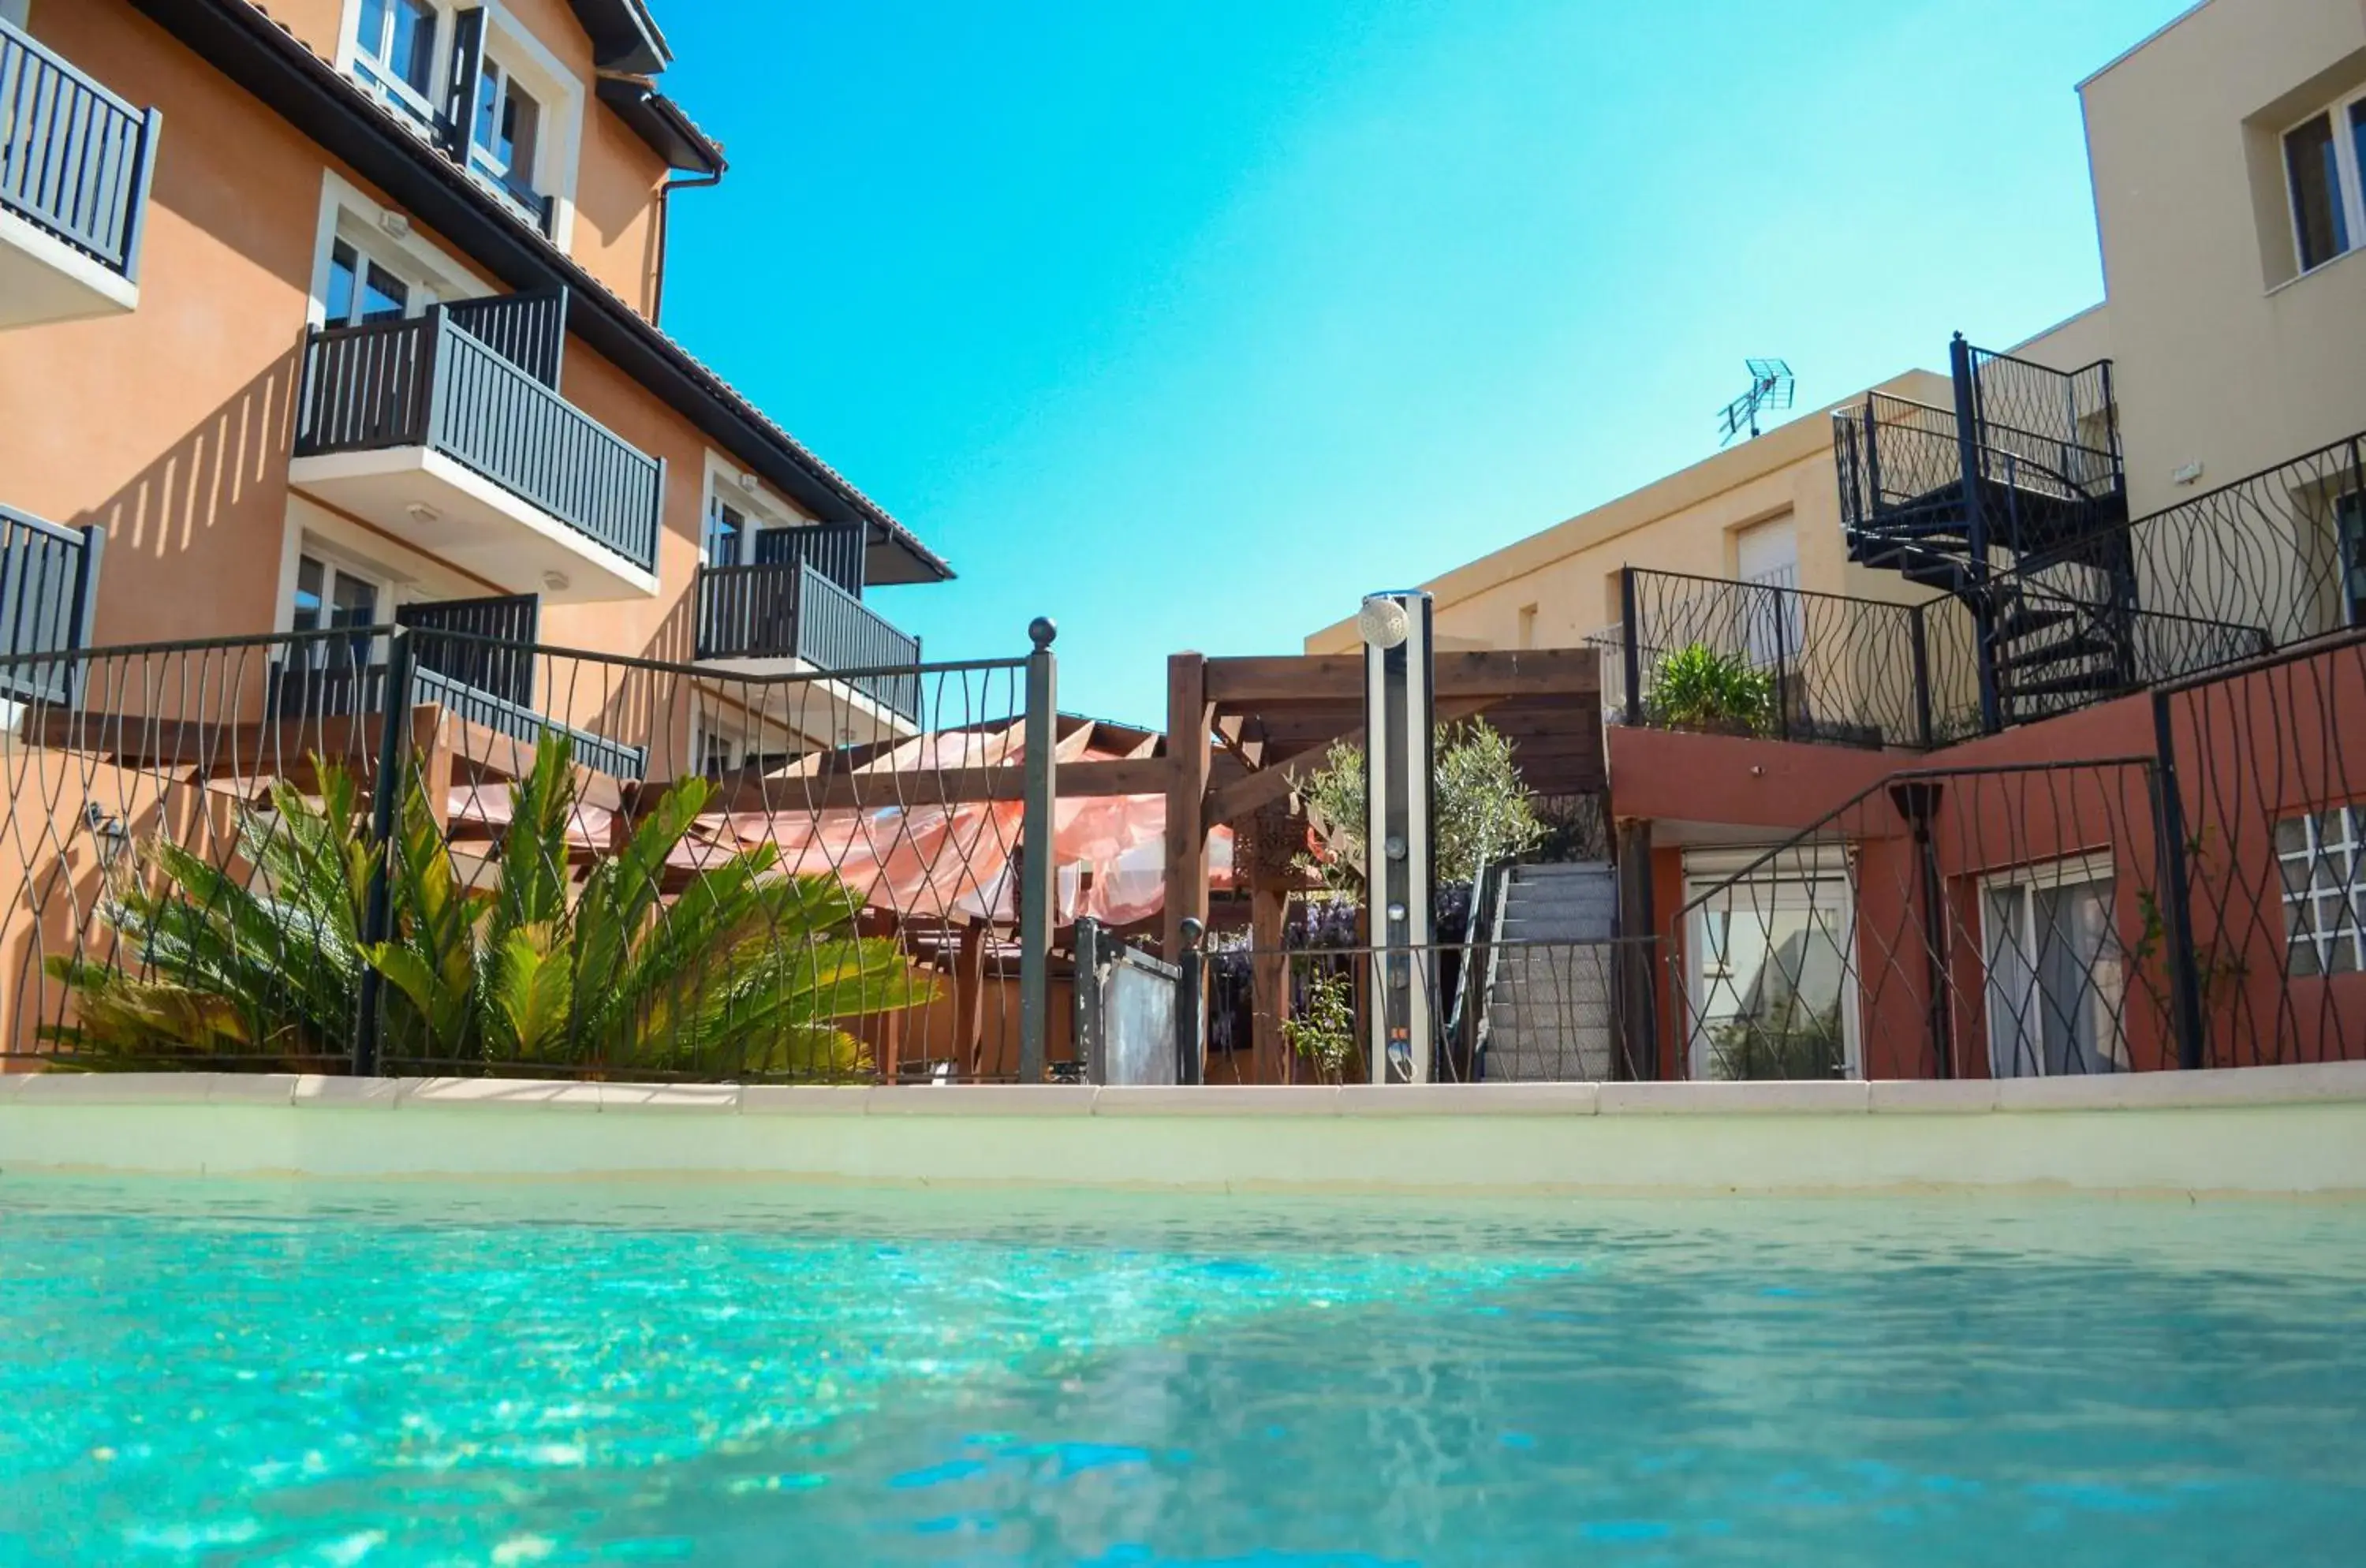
left=1834, top=336, right=2136, bottom=727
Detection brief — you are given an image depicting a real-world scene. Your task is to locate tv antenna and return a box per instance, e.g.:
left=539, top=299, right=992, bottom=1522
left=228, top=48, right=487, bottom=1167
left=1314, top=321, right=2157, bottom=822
left=1718, top=359, right=1796, bottom=446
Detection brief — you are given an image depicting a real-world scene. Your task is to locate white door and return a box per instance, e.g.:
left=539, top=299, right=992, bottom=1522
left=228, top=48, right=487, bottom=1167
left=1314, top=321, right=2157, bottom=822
left=1685, top=848, right=1860, bottom=1081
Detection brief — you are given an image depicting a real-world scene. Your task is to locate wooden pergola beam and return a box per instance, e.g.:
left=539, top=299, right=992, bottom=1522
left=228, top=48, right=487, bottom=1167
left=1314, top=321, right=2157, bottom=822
left=1198, top=696, right=1499, bottom=827
left=1203, top=648, right=1600, bottom=705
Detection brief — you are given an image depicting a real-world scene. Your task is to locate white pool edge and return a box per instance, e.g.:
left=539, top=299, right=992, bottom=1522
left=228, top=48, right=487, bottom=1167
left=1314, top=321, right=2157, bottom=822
left=4, top=1064, right=2366, bottom=1196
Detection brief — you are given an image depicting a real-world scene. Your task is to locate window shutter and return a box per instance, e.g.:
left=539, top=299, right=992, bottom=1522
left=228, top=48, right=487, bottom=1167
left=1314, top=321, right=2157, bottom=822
left=442, top=8, right=487, bottom=156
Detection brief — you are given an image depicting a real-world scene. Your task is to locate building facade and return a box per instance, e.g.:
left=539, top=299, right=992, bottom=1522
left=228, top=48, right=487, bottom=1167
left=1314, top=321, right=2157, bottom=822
left=0, top=0, right=949, bottom=767
left=1308, top=0, right=2366, bottom=1085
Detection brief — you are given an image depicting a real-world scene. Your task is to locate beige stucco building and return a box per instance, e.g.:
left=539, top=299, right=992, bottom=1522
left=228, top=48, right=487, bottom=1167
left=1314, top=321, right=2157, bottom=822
left=1308, top=0, right=2366, bottom=669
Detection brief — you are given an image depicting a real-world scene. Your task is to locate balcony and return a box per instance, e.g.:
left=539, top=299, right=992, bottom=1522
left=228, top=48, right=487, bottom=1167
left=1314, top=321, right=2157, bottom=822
left=0, top=502, right=105, bottom=705
left=289, top=292, right=661, bottom=603
left=264, top=594, right=645, bottom=779
left=694, top=557, right=923, bottom=729
left=0, top=16, right=161, bottom=327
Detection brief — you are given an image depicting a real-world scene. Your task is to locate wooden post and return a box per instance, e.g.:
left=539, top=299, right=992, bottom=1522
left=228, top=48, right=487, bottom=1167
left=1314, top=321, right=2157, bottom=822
left=953, top=917, right=988, bottom=1079
left=1163, top=652, right=1211, bottom=961
left=1251, top=883, right=1289, bottom=1085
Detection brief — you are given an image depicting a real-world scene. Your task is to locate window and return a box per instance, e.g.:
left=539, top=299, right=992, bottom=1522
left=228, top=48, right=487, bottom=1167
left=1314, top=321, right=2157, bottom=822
left=355, top=0, right=439, bottom=119
left=1980, top=857, right=2127, bottom=1077
left=1735, top=516, right=1801, bottom=671
left=291, top=553, right=385, bottom=671
left=471, top=58, right=543, bottom=201
left=1685, top=857, right=1858, bottom=1081
left=2339, top=490, right=2366, bottom=629
left=2277, top=805, right=2366, bottom=976
left=2284, top=91, right=2366, bottom=276
left=324, top=239, right=415, bottom=327
left=704, top=498, right=745, bottom=566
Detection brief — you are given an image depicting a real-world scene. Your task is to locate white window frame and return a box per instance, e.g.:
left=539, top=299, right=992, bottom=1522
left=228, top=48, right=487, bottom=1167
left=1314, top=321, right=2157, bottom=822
left=335, top=2, right=584, bottom=246
left=340, top=0, right=452, bottom=131
left=284, top=541, right=398, bottom=674
left=1977, top=852, right=2128, bottom=1078
left=2276, top=805, right=2366, bottom=977
left=304, top=173, right=493, bottom=331
left=701, top=454, right=812, bottom=566
left=469, top=9, right=584, bottom=247
left=2282, top=87, right=2366, bottom=278
left=1682, top=846, right=1862, bottom=1082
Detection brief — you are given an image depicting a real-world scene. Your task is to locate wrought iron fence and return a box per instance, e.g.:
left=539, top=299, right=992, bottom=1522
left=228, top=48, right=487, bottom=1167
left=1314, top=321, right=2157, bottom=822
left=0, top=622, right=1063, bottom=1085
left=1666, top=634, right=2366, bottom=1078
left=1964, top=344, right=2122, bottom=503
left=1669, top=760, right=2177, bottom=1081
left=1994, top=431, right=2365, bottom=690
left=1615, top=568, right=1985, bottom=750
left=0, top=15, right=160, bottom=279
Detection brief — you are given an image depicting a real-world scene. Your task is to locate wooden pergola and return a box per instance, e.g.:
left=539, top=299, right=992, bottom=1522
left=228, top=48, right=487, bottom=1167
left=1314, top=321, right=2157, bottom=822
left=1164, top=648, right=1606, bottom=1081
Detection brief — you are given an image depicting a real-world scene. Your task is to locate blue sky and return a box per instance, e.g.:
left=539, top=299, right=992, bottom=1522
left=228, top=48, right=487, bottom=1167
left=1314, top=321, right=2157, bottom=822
left=658, top=0, right=2192, bottom=726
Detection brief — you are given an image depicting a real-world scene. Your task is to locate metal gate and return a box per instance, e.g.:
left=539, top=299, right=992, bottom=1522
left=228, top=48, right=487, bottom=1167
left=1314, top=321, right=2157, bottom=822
left=1074, top=917, right=1195, bottom=1086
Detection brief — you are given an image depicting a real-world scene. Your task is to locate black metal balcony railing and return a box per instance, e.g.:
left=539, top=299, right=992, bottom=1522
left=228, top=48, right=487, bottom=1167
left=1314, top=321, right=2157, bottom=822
left=696, top=559, right=923, bottom=722
left=293, top=305, right=662, bottom=573
left=1614, top=568, right=1985, bottom=751
left=264, top=596, right=646, bottom=780
left=0, top=15, right=161, bottom=280
left=0, top=504, right=105, bottom=707
left=1989, top=433, right=2366, bottom=700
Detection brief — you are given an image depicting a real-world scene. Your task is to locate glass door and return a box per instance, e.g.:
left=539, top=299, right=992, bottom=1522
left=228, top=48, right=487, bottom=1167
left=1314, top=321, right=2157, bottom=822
left=1980, top=857, right=2129, bottom=1077
left=1685, top=859, right=1858, bottom=1081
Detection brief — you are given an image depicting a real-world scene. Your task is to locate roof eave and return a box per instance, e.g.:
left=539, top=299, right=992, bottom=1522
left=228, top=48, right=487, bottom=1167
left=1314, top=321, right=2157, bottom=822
left=595, top=75, right=725, bottom=177
left=135, top=0, right=951, bottom=586
left=573, top=0, right=670, bottom=75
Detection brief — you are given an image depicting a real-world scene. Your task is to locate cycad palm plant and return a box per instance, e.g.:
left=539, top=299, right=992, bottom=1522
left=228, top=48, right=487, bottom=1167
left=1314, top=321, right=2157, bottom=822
left=44, top=735, right=933, bottom=1077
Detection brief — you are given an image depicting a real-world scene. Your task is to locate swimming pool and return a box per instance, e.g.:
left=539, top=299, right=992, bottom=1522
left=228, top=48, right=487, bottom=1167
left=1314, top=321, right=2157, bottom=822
left=2, top=1179, right=2362, bottom=1565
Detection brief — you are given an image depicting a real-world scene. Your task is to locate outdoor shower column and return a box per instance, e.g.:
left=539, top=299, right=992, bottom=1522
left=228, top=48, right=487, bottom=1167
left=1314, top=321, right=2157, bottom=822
left=1360, top=590, right=1436, bottom=1084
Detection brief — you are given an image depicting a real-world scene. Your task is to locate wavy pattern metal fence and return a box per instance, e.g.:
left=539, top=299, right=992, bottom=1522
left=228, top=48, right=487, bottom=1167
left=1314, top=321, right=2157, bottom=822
left=0, top=623, right=1058, bottom=1085
left=0, top=15, right=159, bottom=278
left=1995, top=431, right=2366, bottom=691
left=1616, top=568, right=1986, bottom=750
left=1668, top=633, right=2366, bottom=1078
left=1200, top=936, right=1655, bottom=1085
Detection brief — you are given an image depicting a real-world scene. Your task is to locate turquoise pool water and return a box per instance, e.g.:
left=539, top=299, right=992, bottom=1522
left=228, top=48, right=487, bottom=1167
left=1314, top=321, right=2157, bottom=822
left=2, top=1181, right=2363, bottom=1565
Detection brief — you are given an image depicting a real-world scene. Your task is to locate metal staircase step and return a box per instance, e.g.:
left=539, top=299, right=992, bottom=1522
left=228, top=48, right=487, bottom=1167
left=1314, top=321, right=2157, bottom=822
left=1995, top=635, right=2118, bottom=675
left=1995, top=605, right=2077, bottom=640
left=2005, top=667, right=2126, bottom=699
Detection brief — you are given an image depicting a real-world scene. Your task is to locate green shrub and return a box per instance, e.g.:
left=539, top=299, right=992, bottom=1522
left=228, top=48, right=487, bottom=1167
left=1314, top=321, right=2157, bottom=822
left=1646, top=643, right=1774, bottom=734
left=43, top=734, right=936, bottom=1077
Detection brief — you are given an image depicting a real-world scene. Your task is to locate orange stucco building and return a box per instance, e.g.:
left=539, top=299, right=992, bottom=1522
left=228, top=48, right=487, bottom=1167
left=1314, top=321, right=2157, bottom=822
left=0, top=0, right=948, bottom=765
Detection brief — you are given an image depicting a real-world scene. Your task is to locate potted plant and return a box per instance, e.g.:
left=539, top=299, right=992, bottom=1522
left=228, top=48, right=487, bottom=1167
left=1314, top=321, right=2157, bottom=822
left=1645, top=643, right=1775, bottom=736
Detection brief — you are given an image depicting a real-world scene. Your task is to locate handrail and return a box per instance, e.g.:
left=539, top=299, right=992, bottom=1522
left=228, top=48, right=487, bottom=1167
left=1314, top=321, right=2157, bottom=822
left=293, top=308, right=662, bottom=572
